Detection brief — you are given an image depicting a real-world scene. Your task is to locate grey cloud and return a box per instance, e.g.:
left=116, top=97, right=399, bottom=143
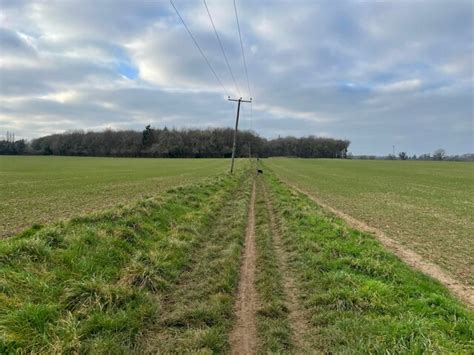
left=0, top=57, right=118, bottom=96
left=0, top=27, right=37, bottom=56
left=0, top=0, right=472, bottom=155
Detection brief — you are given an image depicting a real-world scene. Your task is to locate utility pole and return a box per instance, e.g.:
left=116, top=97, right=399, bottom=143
left=228, top=96, right=252, bottom=173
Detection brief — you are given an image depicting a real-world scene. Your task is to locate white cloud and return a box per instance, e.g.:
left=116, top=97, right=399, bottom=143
left=254, top=103, right=331, bottom=123
left=376, top=79, right=422, bottom=93
left=0, top=0, right=472, bottom=154
left=40, top=90, right=80, bottom=103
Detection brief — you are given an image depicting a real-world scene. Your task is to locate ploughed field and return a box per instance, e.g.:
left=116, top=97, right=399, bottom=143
left=0, top=156, right=473, bottom=353
left=266, top=158, right=474, bottom=287
left=0, top=156, right=230, bottom=237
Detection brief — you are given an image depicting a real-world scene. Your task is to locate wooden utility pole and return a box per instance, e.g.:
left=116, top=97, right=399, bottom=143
left=228, top=96, right=252, bottom=173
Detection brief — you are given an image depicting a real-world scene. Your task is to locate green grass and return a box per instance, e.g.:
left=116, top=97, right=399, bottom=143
left=136, top=170, right=252, bottom=353
left=253, top=176, right=292, bottom=353
left=265, top=158, right=474, bottom=286
left=0, top=169, right=248, bottom=353
left=0, top=156, right=234, bottom=237
left=262, top=171, right=474, bottom=353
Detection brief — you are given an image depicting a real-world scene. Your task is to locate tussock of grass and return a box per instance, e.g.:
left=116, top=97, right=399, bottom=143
left=264, top=172, right=474, bottom=353
left=119, top=256, right=171, bottom=292
left=0, top=171, right=245, bottom=353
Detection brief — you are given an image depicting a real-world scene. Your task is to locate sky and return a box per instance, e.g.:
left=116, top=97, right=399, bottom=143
left=0, top=0, right=472, bottom=155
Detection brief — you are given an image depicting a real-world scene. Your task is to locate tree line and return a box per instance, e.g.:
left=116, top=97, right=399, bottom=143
left=0, top=127, right=350, bottom=159
left=351, top=149, right=473, bottom=162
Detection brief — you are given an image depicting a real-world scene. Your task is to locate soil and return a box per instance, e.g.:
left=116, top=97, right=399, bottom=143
left=230, top=182, right=259, bottom=354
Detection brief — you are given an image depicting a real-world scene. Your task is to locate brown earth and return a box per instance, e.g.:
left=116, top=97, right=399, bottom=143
left=230, top=181, right=259, bottom=354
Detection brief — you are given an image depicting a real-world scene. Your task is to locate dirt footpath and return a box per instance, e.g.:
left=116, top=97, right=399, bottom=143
left=230, top=182, right=259, bottom=354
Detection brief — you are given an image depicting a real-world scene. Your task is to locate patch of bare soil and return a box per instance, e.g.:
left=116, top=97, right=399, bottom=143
left=230, top=181, right=259, bottom=354
left=262, top=181, right=310, bottom=352
left=286, top=182, right=474, bottom=310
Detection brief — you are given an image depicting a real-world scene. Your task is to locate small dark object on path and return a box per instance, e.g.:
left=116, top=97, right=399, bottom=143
left=257, top=169, right=263, bottom=174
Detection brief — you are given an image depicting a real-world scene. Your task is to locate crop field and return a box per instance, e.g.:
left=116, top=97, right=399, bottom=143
left=0, top=156, right=232, bottom=237
left=1, top=157, right=473, bottom=353
left=265, top=158, right=474, bottom=287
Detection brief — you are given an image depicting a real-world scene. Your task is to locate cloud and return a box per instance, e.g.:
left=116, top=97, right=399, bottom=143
left=0, top=0, right=472, bottom=155
left=377, top=79, right=422, bottom=93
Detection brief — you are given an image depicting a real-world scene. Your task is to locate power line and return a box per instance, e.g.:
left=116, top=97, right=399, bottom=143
left=203, top=0, right=241, bottom=96
left=170, top=0, right=229, bottom=96
left=233, top=0, right=253, bottom=158
left=233, top=0, right=251, bottom=98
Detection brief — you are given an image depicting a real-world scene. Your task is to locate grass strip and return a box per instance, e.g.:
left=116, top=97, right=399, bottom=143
left=0, top=171, right=245, bottom=353
left=263, top=170, right=474, bottom=353
left=254, top=176, right=292, bottom=353
left=136, top=170, right=253, bottom=353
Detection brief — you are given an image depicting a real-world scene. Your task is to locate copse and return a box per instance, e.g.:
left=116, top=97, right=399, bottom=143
left=4, top=127, right=350, bottom=159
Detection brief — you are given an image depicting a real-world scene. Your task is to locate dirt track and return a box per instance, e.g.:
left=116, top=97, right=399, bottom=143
left=285, top=181, right=474, bottom=310
left=230, top=181, right=258, bottom=354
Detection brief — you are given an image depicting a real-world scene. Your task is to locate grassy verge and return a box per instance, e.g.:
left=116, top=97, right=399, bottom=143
left=263, top=171, right=474, bottom=353
left=0, top=170, right=246, bottom=353
left=136, top=171, right=253, bottom=353
left=265, top=158, right=474, bottom=286
left=253, top=176, right=292, bottom=353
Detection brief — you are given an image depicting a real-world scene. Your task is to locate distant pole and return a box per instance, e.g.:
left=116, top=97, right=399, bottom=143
left=393, top=145, right=395, bottom=155
left=228, top=96, right=252, bottom=173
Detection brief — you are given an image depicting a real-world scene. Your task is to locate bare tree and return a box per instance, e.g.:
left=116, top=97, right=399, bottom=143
left=432, top=148, right=446, bottom=161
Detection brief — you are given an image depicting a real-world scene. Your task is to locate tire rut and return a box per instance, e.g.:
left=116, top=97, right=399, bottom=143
left=261, top=179, right=311, bottom=353
left=230, top=181, right=259, bottom=354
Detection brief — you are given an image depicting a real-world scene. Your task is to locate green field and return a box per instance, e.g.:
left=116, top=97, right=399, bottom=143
left=0, top=156, right=233, bottom=237
left=1, top=157, right=473, bottom=353
left=265, top=158, right=474, bottom=286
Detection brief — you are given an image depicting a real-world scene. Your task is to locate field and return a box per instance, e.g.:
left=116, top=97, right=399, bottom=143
left=1, top=156, right=473, bottom=353
left=265, top=158, right=474, bottom=287
left=0, top=156, right=231, bottom=237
